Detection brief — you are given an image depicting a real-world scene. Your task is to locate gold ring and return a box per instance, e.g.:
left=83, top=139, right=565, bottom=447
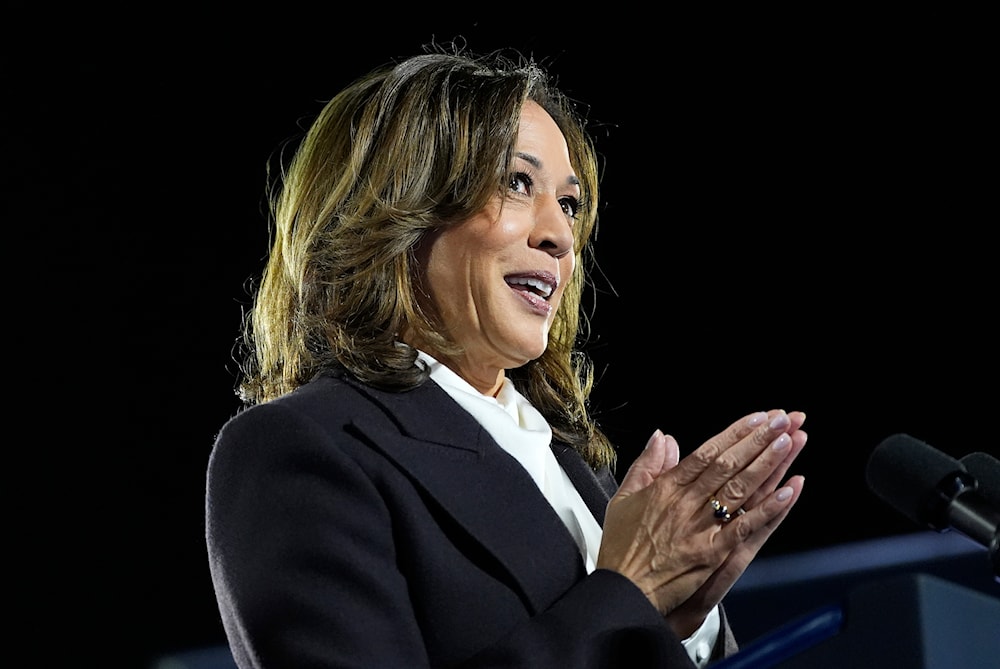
left=709, top=497, right=746, bottom=523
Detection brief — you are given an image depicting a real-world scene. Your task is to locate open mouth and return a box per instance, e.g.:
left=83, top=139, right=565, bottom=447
left=505, top=275, right=556, bottom=301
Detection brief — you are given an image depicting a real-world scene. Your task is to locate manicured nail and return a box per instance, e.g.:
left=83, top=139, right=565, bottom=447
left=775, top=486, right=793, bottom=502
left=771, top=433, right=791, bottom=451
left=747, top=412, right=768, bottom=427
left=769, top=412, right=790, bottom=430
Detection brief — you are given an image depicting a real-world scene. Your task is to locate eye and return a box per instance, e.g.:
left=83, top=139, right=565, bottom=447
left=559, top=195, right=581, bottom=219
left=508, top=171, right=533, bottom=196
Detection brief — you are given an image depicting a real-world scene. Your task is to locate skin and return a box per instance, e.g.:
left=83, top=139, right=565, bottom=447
left=409, top=100, right=808, bottom=640
left=406, top=100, right=579, bottom=396
left=604, top=409, right=807, bottom=638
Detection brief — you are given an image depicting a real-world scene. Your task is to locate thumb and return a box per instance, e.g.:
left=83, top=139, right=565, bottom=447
left=616, top=429, right=678, bottom=497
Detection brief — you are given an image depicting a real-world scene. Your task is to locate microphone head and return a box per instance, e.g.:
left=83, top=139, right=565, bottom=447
left=960, top=451, right=1000, bottom=508
left=866, top=433, right=971, bottom=530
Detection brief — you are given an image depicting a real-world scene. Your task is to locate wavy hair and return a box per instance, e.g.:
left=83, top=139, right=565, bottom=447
left=236, top=45, right=614, bottom=469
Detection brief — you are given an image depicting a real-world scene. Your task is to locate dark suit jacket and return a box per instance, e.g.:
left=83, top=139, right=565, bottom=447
left=206, top=369, right=738, bottom=668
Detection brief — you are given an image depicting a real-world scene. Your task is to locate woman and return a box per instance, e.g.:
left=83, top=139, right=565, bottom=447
left=206, top=45, right=808, bottom=668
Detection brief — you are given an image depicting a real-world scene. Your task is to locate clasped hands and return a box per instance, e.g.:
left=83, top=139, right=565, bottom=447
left=597, top=409, right=807, bottom=639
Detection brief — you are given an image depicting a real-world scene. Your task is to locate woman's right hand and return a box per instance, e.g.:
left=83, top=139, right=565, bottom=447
left=596, top=410, right=807, bottom=632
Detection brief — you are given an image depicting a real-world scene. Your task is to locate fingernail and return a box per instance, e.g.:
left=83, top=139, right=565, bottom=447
left=769, top=411, right=790, bottom=430
left=747, top=412, right=768, bottom=427
left=771, top=433, right=791, bottom=451
left=776, top=486, right=793, bottom=502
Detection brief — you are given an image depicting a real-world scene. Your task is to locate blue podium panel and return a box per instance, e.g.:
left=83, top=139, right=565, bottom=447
left=718, top=572, right=1000, bottom=669
left=712, top=604, right=844, bottom=669
left=726, top=531, right=1000, bottom=645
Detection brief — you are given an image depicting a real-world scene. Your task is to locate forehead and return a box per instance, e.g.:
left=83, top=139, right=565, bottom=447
left=518, top=100, right=561, bottom=140
left=516, top=101, right=574, bottom=175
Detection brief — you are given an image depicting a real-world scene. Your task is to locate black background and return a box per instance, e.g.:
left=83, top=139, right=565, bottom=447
left=11, top=5, right=997, bottom=667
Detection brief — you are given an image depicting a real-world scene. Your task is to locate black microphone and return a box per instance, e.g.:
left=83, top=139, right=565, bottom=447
left=961, top=451, right=1000, bottom=509
left=866, top=433, right=999, bottom=577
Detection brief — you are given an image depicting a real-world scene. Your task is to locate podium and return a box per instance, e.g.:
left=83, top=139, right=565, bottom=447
left=718, top=532, right=1000, bottom=668
left=716, top=572, right=1000, bottom=668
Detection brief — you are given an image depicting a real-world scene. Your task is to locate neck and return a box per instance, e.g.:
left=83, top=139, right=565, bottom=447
left=438, top=354, right=506, bottom=397
left=404, top=338, right=506, bottom=397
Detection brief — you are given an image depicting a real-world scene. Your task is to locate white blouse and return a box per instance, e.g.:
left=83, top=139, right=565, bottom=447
left=416, top=350, right=719, bottom=666
left=417, top=350, right=603, bottom=572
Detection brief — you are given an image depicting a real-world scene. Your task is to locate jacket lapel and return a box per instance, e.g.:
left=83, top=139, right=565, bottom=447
left=550, top=442, right=617, bottom=526
left=345, top=376, right=593, bottom=614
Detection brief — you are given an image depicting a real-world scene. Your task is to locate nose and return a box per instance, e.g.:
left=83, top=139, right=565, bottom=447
left=530, top=195, right=575, bottom=259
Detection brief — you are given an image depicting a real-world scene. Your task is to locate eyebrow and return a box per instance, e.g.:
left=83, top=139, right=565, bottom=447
left=515, top=152, right=580, bottom=187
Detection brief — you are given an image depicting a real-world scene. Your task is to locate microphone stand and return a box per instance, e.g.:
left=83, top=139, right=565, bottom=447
left=932, top=472, right=1000, bottom=580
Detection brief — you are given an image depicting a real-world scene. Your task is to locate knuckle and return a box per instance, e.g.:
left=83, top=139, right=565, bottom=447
left=731, top=517, right=754, bottom=541
left=721, top=478, right=748, bottom=500
left=689, top=543, right=716, bottom=568
left=713, top=452, right=741, bottom=478
left=689, top=448, right=717, bottom=470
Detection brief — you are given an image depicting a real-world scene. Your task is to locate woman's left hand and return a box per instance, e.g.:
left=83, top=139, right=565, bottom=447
left=607, top=409, right=808, bottom=640
left=663, top=410, right=807, bottom=638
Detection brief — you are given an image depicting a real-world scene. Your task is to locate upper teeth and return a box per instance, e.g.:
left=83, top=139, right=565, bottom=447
left=508, top=277, right=553, bottom=298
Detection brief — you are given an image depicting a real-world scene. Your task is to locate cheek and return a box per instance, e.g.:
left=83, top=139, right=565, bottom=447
left=562, top=252, right=577, bottom=284
left=551, top=253, right=577, bottom=306
left=426, top=259, right=467, bottom=306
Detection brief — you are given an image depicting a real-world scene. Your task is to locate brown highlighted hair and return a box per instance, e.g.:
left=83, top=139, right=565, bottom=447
left=236, top=45, right=614, bottom=469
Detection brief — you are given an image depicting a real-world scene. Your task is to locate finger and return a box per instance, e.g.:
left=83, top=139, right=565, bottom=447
left=719, top=477, right=806, bottom=592
left=660, top=432, right=680, bottom=475
left=786, top=410, right=806, bottom=433
left=665, top=475, right=807, bottom=632
left=714, top=420, right=808, bottom=510
left=669, top=410, right=771, bottom=486
left=725, top=474, right=805, bottom=548
left=740, top=429, right=808, bottom=512
left=746, top=410, right=807, bottom=500
left=616, top=430, right=676, bottom=497
left=682, top=410, right=798, bottom=497
left=727, top=410, right=806, bottom=510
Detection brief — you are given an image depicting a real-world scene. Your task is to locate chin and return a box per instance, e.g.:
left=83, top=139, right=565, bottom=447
left=494, top=324, right=550, bottom=367
left=517, top=338, right=549, bottom=364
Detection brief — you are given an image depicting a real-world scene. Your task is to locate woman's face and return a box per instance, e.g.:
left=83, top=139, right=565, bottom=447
left=414, top=100, right=580, bottom=394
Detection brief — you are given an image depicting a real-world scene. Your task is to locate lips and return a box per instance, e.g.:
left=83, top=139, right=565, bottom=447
left=504, top=272, right=557, bottom=301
